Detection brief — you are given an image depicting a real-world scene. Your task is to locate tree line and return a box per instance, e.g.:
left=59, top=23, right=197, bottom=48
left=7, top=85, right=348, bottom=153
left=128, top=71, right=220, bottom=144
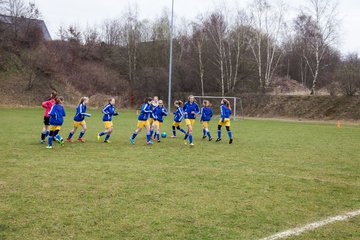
left=1, top=0, right=360, bottom=99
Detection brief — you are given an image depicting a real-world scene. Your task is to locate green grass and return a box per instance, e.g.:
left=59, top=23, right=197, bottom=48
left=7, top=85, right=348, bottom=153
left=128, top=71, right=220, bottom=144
left=1, top=107, right=360, bottom=240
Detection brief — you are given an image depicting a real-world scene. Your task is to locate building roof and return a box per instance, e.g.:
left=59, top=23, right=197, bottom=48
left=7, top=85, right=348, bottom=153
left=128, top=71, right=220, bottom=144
left=0, top=14, right=52, bottom=41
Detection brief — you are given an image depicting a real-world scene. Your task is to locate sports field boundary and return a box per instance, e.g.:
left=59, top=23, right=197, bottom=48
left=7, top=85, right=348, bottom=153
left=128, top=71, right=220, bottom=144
left=260, top=209, right=360, bottom=240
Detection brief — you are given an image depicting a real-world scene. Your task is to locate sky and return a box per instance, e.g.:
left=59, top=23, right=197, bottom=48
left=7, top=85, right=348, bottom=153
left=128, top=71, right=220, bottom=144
left=32, top=0, right=360, bottom=55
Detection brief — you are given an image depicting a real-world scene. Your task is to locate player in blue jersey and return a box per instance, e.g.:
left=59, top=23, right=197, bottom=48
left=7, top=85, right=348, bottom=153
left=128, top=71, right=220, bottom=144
left=67, top=97, right=91, bottom=143
left=149, top=96, right=159, bottom=140
left=216, top=98, right=233, bottom=144
left=97, top=98, right=119, bottom=143
left=130, top=97, right=154, bottom=145
left=171, top=100, right=187, bottom=138
left=47, top=96, right=66, bottom=149
left=152, top=99, right=168, bottom=142
left=183, top=95, right=200, bottom=146
left=200, top=100, right=213, bottom=141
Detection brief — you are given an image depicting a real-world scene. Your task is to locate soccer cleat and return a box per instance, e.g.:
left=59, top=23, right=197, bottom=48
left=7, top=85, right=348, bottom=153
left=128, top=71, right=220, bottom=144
left=209, top=137, right=213, bottom=141
left=97, top=134, right=100, bottom=141
left=170, top=135, right=177, bottom=138
left=157, top=140, right=161, bottom=143
left=130, top=137, right=135, bottom=145
left=104, top=140, right=111, bottom=143
left=189, top=143, right=195, bottom=147
left=40, top=140, right=45, bottom=144
left=147, top=141, right=153, bottom=145
left=60, top=139, right=65, bottom=147
left=229, top=139, right=233, bottom=144
left=184, top=140, right=187, bottom=145
left=216, top=138, right=222, bottom=142
left=202, top=136, right=207, bottom=139
left=67, top=138, right=73, bottom=143
left=46, top=145, right=53, bottom=149
left=77, top=138, right=85, bottom=143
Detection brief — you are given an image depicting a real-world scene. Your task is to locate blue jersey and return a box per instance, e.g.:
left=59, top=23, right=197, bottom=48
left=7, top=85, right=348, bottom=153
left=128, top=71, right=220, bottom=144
left=153, top=106, right=168, bottom=123
left=49, top=104, right=66, bottom=126
left=183, top=102, right=200, bottom=119
left=102, top=104, right=118, bottom=122
left=138, top=103, right=153, bottom=121
left=220, top=104, right=232, bottom=121
left=174, top=107, right=184, bottom=122
left=201, top=107, right=213, bottom=122
left=74, top=103, right=91, bottom=122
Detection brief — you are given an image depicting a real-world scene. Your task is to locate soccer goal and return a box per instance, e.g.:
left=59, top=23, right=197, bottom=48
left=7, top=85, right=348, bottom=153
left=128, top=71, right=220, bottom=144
left=193, top=96, right=244, bottom=121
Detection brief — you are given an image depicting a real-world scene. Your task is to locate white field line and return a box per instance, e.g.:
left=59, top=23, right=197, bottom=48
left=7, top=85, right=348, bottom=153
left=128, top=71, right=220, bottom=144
left=261, top=209, right=360, bottom=240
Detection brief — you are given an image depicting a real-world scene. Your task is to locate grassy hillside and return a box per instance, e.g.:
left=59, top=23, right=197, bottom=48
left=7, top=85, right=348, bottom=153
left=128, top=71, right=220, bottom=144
left=1, top=108, right=360, bottom=239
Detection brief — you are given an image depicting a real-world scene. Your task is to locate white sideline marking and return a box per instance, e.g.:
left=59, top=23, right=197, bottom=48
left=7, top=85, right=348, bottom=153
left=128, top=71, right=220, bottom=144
left=261, top=209, right=360, bottom=240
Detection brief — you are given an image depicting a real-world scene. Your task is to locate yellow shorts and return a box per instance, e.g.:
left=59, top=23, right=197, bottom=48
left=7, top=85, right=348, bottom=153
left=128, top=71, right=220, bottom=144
left=153, top=120, right=162, bottom=128
left=148, top=118, right=154, bottom=125
left=49, top=125, right=61, bottom=131
left=173, top=121, right=182, bottom=127
left=218, top=118, right=231, bottom=127
left=104, top=121, right=113, bottom=128
left=74, top=121, right=86, bottom=128
left=185, top=119, right=195, bottom=126
left=202, top=121, right=209, bottom=128
left=137, top=120, right=150, bottom=129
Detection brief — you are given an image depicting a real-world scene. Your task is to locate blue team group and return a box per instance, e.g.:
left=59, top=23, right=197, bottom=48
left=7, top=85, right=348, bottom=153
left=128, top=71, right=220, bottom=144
left=40, top=93, right=234, bottom=149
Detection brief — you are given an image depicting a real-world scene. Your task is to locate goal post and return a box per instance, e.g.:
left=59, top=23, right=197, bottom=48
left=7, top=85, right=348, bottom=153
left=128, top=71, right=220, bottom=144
left=193, top=96, right=244, bottom=121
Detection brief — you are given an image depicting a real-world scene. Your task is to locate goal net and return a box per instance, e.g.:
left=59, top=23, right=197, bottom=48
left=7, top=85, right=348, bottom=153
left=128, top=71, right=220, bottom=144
left=193, top=96, right=244, bottom=121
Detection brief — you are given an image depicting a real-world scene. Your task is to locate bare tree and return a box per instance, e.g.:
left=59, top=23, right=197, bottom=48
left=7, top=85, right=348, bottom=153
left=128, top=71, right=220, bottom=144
left=192, top=19, right=207, bottom=96
left=119, top=4, right=142, bottom=82
left=248, top=0, right=285, bottom=90
left=205, top=12, right=228, bottom=96
left=101, top=19, right=121, bottom=46
left=297, top=0, right=339, bottom=95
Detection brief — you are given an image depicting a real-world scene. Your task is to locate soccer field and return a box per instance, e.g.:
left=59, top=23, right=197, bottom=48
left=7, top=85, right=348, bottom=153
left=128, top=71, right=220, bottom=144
left=1, top=108, right=360, bottom=240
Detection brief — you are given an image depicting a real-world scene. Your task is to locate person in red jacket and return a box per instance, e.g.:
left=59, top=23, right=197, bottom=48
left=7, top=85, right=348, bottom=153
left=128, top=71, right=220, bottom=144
left=40, top=91, right=57, bottom=143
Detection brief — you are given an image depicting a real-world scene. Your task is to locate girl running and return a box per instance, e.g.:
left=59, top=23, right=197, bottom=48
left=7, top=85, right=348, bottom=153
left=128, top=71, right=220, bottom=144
left=183, top=95, right=200, bottom=146
left=47, top=96, right=66, bottom=149
left=171, top=100, right=187, bottom=138
left=40, top=91, right=57, bottom=143
left=152, top=100, right=168, bottom=142
left=216, top=98, right=233, bottom=144
left=130, top=97, right=154, bottom=145
left=200, top=100, right=213, bottom=141
left=67, top=97, right=91, bottom=143
left=97, top=98, right=119, bottom=143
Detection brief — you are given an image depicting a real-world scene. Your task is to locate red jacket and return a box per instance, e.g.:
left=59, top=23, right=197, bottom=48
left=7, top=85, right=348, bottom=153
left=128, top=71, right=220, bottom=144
left=42, top=99, right=55, bottom=117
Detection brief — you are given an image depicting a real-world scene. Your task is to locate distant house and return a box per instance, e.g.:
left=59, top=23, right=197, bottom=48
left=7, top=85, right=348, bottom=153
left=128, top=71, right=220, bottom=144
left=0, top=14, right=52, bottom=41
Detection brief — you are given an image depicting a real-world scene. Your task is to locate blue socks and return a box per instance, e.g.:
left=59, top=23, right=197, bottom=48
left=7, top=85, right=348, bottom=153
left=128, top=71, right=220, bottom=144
left=189, top=134, right=193, bottom=144
left=203, top=129, right=206, bottom=136
left=207, top=131, right=211, bottom=139
left=218, top=130, right=221, bottom=139
left=184, top=133, right=189, bottom=140
left=79, top=131, right=85, bottom=139
left=105, top=134, right=111, bottom=141
left=68, top=131, right=74, bottom=140
left=228, top=131, right=233, bottom=139
left=146, top=134, right=151, bottom=142
left=156, top=133, right=160, bottom=141
left=180, top=128, right=187, bottom=134
left=48, top=133, right=53, bottom=146
left=131, top=132, right=138, bottom=140
left=99, top=132, right=106, bottom=137
left=172, top=129, right=176, bottom=136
